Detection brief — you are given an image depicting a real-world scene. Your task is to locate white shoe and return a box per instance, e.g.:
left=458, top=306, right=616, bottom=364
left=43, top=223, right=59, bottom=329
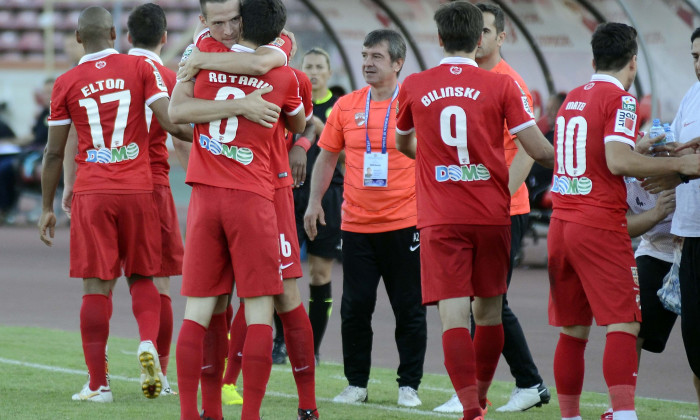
left=496, top=383, right=551, bottom=412
left=332, top=385, right=368, bottom=403
left=433, top=393, right=462, bottom=413
left=137, top=340, right=163, bottom=399
left=160, top=375, right=177, bottom=395
left=71, top=382, right=113, bottom=403
left=397, top=386, right=422, bottom=407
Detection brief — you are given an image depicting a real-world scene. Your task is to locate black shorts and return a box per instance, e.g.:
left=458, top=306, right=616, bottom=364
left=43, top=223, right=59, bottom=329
left=294, top=183, right=343, bottom=260
left=637, top=255, right=677, bottom=353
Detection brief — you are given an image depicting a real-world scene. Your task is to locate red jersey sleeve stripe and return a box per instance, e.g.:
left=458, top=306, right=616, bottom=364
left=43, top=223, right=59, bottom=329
left=604, top=135, right=635, bottom=148
left=145, top=92, right=169, bottom=106
left=48, top=119, right=71, bottom=126
left=508, top=119, right=536, bottom=135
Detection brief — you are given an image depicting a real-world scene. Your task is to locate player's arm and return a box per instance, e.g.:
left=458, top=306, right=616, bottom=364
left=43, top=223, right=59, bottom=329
left=626, top=189, right=675, bottom=237
left=169, top=80, right=280, bottom=128
left=178, top=46, right=285, bottom=81
left=173, top=137, right=192, bottom=171
left=395, top=131, right=416, bottom=159
left=289, top=120, right=317, bottom=187
left=513, top=125, right=554, bottom=168
left=606, top=141, right=700, bottom=178
left=39, top=124, right=71, bottom=246
left=149, top=97, right=193, bottom=143
left=61, top=126, right=78, bottom=218
left=508, top=139, right=535, bottom=195
left=304, top=148, right=339, bottom=240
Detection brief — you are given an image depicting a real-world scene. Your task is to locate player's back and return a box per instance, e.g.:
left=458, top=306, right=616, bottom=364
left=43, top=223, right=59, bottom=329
left=398, top=59, right=534, bottom=228
left=50, top=50, right=169, bottom=193
left=551, top=75, right=637, bottom=232
left=187, top=39, right=302, bottom=200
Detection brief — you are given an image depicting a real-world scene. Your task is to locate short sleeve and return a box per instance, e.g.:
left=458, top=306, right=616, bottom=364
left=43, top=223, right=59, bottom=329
left=603, top=93, right=637, bottom=148
left=282, top=69, right=303, bottom=116
left=295, top=70, right=313, bottom=120
left=318, top=101, right=345, bottom=152
left=260, top=34, right=292, bottom=65
left=504, top=78, right=535, bottom=135
left=138, top=59, right=170, bottom=106
left=395, top=80, right=414, bottom=135
left=47, top=76, right=71, bottom=126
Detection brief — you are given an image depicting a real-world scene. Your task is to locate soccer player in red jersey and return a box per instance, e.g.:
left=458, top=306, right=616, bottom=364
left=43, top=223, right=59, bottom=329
left=168, top=1, right=306, bottom=419
left=126, top=3, right=190, bottom=396
left=547, top=23, right=700, bottom=420
left=38, top=6, right=191, bottom=402
left=394, top=3, right=554, bottom=419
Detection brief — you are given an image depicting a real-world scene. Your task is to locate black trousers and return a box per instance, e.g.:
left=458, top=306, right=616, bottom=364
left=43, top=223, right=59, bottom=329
left=471, top=214, right=543, bottom=388
left=340, top=227, right=427, bottom=389
left=679, top=237, right=700, bottom=379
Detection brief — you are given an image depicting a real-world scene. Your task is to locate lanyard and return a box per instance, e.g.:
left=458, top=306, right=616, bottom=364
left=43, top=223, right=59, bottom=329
left=365, top=85, right=399, bottom=154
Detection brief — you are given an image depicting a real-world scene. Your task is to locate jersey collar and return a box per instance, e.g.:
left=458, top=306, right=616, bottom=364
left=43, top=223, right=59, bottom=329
left=128, top=48, right=163, bottom=65
left=439, top=57, right=478, bottom=67
left=590, top=74, right=625, bottom=90
left=78, top=48, right=119, bottom=65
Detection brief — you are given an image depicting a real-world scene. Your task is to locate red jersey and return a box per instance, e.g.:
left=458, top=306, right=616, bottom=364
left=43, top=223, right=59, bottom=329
left=48, top=49, right=170, bottom=193
left=272, top=68, right=313, bottom=189
left=185, top=35, right=303, bottom=200
left=396, top=57, right=535, bottom=228
left=128, top=48, right=177, bottom=186
left=551, top=74, right=638, bottom=233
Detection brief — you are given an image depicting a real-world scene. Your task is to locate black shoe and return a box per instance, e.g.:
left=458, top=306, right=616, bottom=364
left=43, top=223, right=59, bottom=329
left=314, top=353, right=320, bottom=366
left=537, top=382, right=551, bottom=405
left=297, top=408, right=319, bottom=420
left=200, top=410, right=223, bottom=420
left=272, top=338, right=287, bottom=365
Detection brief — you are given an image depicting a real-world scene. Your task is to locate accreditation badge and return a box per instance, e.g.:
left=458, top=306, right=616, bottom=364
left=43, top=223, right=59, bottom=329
left=363, top=152, right=388, bottom=187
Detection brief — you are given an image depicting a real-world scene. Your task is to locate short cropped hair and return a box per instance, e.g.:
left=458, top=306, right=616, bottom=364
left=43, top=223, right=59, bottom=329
left=591, top=22, right=638, bottom=72
left=692, top=27, right=700, bottom=43
left=127, top=3, right=167, bottom=49
left=434, top=2, right=483, bottom=54
left=363, top=29, right=406, bottom=64
left=240, top=0, right=286, bottom=47
left=476, top=2, right=505, bottom=33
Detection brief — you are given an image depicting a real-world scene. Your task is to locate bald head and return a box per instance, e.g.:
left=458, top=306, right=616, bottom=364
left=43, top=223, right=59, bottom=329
left=77, top=6, right=115, bottom=51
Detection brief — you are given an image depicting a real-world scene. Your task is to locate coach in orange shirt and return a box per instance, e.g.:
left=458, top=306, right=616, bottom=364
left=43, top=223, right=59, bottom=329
left=304, top=29, right=426, bottom=408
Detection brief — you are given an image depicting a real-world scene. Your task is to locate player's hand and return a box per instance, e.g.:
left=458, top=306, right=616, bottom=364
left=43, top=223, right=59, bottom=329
left=653, top=189, right=676, bottom=219
left=641, top=173, right=683, bottom=194
left=674, top=137, right=700, bottom=154
left=281, top=29, right=297, bottom=59
left=241, top=86, right=280, bottom=128
left=38, top=210, right=57, bottom=247
left=289, top=145, right=307, bottom=188
left=177, top=46, right=201, bottom=81
left=61, top=188, right=73, bottom=219
left=304, top=201, right=326, bottom=241
left=678, top=153, right=700, bottom=176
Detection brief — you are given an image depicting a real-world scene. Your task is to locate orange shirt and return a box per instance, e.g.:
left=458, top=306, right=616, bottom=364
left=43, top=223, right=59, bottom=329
left=491, top=59, right=533, bottom=215
left=318, top=85, right=416, bottom=233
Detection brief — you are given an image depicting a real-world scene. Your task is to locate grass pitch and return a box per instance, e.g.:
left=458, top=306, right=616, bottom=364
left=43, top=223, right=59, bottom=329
left=0, top=326, right=696, bottom=419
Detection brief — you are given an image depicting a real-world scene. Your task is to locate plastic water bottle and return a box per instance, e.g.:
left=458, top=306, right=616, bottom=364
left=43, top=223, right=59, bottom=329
left=649, top=119, right=665, bottom=146
left=663, top=123, right=675, bottom=144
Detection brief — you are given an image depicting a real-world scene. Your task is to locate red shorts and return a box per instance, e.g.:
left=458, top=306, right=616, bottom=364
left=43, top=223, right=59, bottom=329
left=275, top=187, right=302, bottom=279
left=547, top=218, right=642, bottom=327
left=181, top=184, right=283, bottom=298
left=153, top=184, right=184, bottom=277
left=420, top=224, right=510, bottom=305
left=70, top=192, right=160, bottom=280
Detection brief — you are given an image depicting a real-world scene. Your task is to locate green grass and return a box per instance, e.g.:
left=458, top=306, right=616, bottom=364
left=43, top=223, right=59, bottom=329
left=0, top=326, right=696, bottom=419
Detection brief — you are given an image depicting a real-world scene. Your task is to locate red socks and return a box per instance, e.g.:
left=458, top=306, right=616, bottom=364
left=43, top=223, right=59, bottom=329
left=443, top=328, right=481, bottom=419
left=129, top=278, right=160, bottom=343
left=474, top=324, right=504, bottom=408
left=201, top=313, right=228, bottom=420
left=176, top=319, right=206, bottom=420
left=604, top=331, right=638, bottom=412
left=157, top=294, right=173, bottom=374
left=81, top=294, right=110, bottom=390
left=279, top=304, right=317, bottom=412
left=553, top=332, right=587, bottom=418
left=241, top=324, right=273, bottom=420
left=223, top=302, right=247, bottom=386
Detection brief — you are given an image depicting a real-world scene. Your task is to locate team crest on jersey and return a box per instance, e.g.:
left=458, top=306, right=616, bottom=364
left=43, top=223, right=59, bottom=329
left=621, top=96, right=636, bottom=112
left=450, top=66, right=462, bottom=75
left=614, top=109, right=637, bottom=136
left=584, top=82, right=595, bottom=90
left=270, top=37, right=285, bottom=48
left=95, top=61, right=106, bottom=69
left=355, top=112, right=366, bottom=126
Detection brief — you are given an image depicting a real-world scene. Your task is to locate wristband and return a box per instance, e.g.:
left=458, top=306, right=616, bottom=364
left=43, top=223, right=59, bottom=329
left=679, top=173, right=690, bottom=184
left=294, top=136, right=312, bottom=152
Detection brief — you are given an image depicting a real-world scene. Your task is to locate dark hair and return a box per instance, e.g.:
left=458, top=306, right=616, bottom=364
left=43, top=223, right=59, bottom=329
left=434, top=2, right=483, bottom=54
left=127, top=3, right=167, bottom=49
left=240, top=0, right=286, bottom=47
left=476, top=2, right=505, bottom=34
left=363, top=29, right=406, bottom=63
left=199, top=0, right=228, bottom=19
left=692, top=27, right=700, bottom=43
left=303, top=47, right=331, bottom=70
left=591, top=22, right=638, bottom=72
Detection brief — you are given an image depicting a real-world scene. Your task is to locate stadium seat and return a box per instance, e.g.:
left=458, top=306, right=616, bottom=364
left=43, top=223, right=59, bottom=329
left=17, top=32, right=43, bottom=52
